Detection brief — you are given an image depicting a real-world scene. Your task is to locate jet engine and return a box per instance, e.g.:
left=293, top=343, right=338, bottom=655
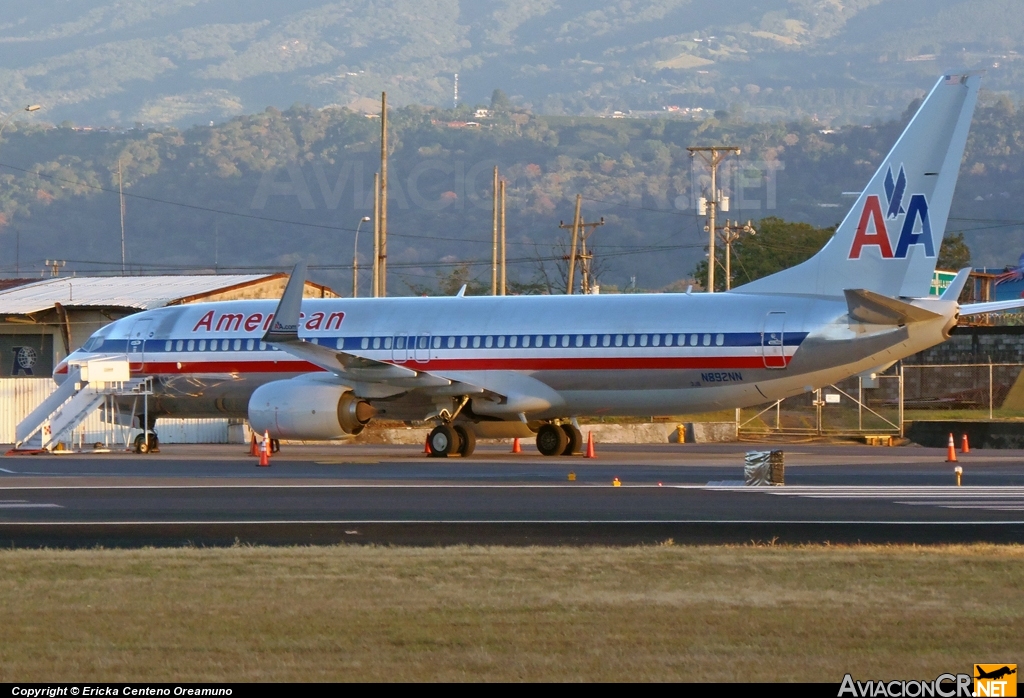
left=248, top=380, right=375, bottom=439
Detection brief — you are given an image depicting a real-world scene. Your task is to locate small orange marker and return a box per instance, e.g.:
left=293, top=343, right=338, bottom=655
left=258, top=433, right=270, bottom=467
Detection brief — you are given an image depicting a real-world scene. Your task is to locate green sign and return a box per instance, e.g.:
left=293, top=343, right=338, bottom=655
left=930, top=270, right=958, bottom=297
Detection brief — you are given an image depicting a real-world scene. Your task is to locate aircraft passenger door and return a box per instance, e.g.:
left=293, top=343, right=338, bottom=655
left=127, top=319, right=154, bottom=372
left=762, top=312, right=787, bottom=369
left=392, top=334, right=408, bottom=364
left=415, top=334, right=431, bottom=363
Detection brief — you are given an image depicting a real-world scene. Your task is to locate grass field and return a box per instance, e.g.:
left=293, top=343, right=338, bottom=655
left=0, top=544, right=1020, bottom=682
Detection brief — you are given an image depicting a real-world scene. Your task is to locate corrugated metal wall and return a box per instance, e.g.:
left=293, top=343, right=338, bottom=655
left=0, top=378, right=239, bottom=445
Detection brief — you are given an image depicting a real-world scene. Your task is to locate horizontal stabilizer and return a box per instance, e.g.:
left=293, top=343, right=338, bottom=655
left=845, top=288, right=941, bottom=325
left=959, top=299, right=1024, bottom=316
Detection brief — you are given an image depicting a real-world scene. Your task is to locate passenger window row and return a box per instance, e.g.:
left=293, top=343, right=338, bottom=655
left=118, top=331, right=750, bottom=355
left=355, top=333, right=728, bottom=350
left=159, top=339, right=273, bottom=352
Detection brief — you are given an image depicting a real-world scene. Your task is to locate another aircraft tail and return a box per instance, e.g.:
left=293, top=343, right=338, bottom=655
left=737, top=73, right=981, bottom=299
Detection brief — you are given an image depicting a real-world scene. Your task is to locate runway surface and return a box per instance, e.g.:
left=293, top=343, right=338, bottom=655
left=2, top=442, right=1023, bottom=546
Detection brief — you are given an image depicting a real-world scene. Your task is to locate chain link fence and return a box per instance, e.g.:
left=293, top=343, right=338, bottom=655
left=738, top=363, right=1024, bottom=437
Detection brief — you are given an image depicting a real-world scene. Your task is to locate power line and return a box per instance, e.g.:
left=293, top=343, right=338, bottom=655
left=0, top=242, right=704, bottom=278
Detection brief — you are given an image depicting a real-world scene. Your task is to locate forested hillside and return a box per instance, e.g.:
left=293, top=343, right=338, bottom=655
left=2, top=0, right=1024, bottom=127
left=0, top=91, right=1022, bottom=293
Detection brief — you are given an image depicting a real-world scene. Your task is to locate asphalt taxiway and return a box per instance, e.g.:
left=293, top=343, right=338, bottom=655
left=1, top=442, right=1023, bottom=546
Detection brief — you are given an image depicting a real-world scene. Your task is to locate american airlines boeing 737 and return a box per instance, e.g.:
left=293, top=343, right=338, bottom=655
left=34, top=73, right=1024, bottom=457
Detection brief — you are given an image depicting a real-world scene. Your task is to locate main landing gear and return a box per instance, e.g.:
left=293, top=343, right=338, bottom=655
left=427, top=396, right=476, bottom=458
left=535, top=422, right=582, bottom=456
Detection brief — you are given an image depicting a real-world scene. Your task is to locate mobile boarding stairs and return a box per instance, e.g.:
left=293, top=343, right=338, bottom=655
left=13, top=358, right=153, bottom=452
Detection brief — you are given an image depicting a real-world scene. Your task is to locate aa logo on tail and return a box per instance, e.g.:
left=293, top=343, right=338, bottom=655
left=849, top=164, right=934, bottom=259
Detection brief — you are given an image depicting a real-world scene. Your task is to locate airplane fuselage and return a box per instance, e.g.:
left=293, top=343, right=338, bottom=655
left=58, top=291, right=957, bottom=424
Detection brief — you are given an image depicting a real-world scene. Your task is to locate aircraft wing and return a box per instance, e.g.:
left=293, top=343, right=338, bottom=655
left=959, top=299, right=1024, bottom=315
left=262, top=264, right=488, bottom=395
left=933, top=267, right=1024, bottom=316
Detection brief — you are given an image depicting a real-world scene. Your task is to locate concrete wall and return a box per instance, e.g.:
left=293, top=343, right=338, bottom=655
left=909, top=326, right=1024, bottom=364
left=906, top=420, right=1024, bottom=449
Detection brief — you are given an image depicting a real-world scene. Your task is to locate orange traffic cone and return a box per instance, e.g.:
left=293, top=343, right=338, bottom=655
left=424, top=434, right=432, bottom=455
left=945, top=433, right=957, bottom=463
left=585, top=431, right=596, bottom=459
left=258, top=434, right=270, bottom=467
left=249, top=434, right=259, bottom=457
left=511, top=437, right=522, bottom=454
left=961, top=433, right=970, bottom=454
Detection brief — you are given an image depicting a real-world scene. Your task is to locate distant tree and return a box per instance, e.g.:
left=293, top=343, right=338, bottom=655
left=937, top=232, right=972, bottom=270
left=692, top=217, right=834, bottom=291
left=901, top=97, right=924, bottom=124
left=490, top=89, right=511, bottom=112
left=406, top=264, right=488, bottom=296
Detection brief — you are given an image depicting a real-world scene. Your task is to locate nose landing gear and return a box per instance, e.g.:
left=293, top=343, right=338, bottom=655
left=133, top=431, right=159, bottom=454
left=427, top=396, right=477, bottom=458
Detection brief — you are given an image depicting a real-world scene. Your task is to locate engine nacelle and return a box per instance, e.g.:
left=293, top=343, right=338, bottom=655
left=248, top=380, right=375, bottom=440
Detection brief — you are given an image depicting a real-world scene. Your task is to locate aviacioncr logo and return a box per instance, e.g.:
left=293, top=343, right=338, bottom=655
left=849, top=164, right=935, bottom=260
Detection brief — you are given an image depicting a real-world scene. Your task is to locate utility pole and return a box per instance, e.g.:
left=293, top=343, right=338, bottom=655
left=492, top=166, right=499, bottom=295
left=560, top=195, right=582, bottom=295
left=688, top=146, right=740, bottom=293
left=353, top=216, right=370, bottom=298
left=45, top=259, right=65, bottom=277
left=118, top=159, right=126, bottom=275
left=372, top=172, right=380, bottom=297
left=719, top=219, right=756, bottom=291
left=378, top=92, right=388, bottom=297
left=577, top=214, right=605, bottom=294
left=559, top=195, right=604, bottom=294
left=500, top=178, right=507, bottom=296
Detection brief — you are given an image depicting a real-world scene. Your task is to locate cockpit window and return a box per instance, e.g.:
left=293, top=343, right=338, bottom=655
left=81, top=336, right=104, bottom=352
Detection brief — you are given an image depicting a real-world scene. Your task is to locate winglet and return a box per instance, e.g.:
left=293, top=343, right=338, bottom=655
left=940, top=267, right=972, bottom=301
left=263, top=262, right=307, bottom=343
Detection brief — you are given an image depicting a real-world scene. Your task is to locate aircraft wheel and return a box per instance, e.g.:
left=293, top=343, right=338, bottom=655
left=428, top=424, right=461, bottom=458
left=536, top=423, right=568, bottom=456
left=454, top=425, right=476, bottom=457
left=561, top=424, right=582, bottom=455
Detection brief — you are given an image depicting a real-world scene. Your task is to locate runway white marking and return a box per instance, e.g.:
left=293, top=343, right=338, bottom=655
left=0, top=468, right=17, bottom=474
left=0, top=503, right=62, bottom=509
left=732, top=486, right=1024, bottom=512
left=0, top=484, right=705, bottom=490
left=1, top=520, right=1023, bottom=526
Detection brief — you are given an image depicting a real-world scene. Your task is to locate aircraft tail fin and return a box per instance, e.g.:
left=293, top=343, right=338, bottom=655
left=737, top=73, right=981, bottom=299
